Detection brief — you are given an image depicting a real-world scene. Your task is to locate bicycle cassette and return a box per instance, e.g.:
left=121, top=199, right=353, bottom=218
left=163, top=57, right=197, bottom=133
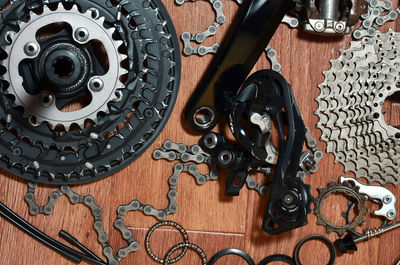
left=315, top=29, right=400, bottom=185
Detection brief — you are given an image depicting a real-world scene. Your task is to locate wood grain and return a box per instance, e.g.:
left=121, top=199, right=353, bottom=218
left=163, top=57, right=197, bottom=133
left=1, top=1, right=400, bottom=265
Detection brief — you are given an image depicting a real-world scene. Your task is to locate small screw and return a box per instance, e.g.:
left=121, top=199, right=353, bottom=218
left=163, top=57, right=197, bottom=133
left=283, top=194, right=294, bottom=206
left=24, top=42, right=39, bottom=56
left=314, top=21, right=325, bottom=32
left=74, top=27, right=89, bottom=42
left=89, top=78, right=104, bottom=92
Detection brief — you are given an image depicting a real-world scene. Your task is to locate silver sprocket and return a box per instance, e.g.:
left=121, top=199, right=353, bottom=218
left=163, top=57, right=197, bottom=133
left=315, top=28, right=400, bottom=185
left=0, top=3, right=126, bottom=130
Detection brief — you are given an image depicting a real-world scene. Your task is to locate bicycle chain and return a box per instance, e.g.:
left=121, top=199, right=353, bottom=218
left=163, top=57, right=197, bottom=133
left=24, top=138, right=284, bottom=264
left=176, top=0, right=228, bottom=56
left=25, top=183, right=122, bottom=265
left=176, top=0, right=285, bottom=69
left=353, top=0, right=399, bottom=39
left=152, top=139, right=271, bottom=195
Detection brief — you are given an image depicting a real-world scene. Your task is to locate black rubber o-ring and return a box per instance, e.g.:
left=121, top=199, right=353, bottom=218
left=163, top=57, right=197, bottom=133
left=258, top=254, right=296, bottom=265
left=294, top=235, right=336, bottom=265
left=208, top=248, right=255, bottom=265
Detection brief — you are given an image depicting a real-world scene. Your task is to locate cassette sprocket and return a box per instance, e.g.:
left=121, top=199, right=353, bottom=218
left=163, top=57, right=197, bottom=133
left=313, top=181, right=369, bottom=236
left=315, top=29, right=400, bottom=185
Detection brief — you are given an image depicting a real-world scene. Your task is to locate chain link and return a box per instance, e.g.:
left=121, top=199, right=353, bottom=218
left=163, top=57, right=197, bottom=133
left=176, top=0, right=286, bottom=63
left=25, top=184, right=121, bottom=264
left=176, top=0, right=227, bottom=56
left=23, top=138, right=279, bottom=264
left=353, top=0, right=399, bottom=39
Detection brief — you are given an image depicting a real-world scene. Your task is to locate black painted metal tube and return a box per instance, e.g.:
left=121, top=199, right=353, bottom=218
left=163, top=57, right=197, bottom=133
left=0, top=201, right=107, bottom=265
left=0, top=201, right=82, bottom=263
left=185, top=0, right=294, bottom=132
left=59, top=230, right=105, bottom=263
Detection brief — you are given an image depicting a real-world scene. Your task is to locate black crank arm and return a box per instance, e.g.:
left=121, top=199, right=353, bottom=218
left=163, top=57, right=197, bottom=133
left=185, top=0, right=294, bottom=132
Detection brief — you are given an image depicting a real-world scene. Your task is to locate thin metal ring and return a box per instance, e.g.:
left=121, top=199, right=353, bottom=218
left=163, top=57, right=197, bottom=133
left=145, top=221, right=189, bottom=264
left=258, top=254, right=296, bottom=265
left=208, top=248, right=255, bottom=265
left=294, top=235, right=336, bottom=265
left=163, top=242, right=207, bottom=265
left=193, top=106, right=215, bottom=129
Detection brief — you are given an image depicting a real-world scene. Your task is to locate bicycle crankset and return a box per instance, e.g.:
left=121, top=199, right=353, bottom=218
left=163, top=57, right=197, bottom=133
left=0, top=0, right=181, bottom=184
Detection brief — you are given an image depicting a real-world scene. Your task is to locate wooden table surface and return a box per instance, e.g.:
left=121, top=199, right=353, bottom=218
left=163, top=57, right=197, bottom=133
left=1, top=1, right=400, bottom=265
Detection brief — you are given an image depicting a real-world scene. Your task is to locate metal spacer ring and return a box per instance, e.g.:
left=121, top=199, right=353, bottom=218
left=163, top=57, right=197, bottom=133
left=145, top=221, right=189, bottom=264
left=163, top=242, right=207, bottom=265
left=294, top=235, right=336, bottom=265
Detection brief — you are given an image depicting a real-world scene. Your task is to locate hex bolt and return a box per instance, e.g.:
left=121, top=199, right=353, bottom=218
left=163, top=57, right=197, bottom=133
left=24, top=42, right=39, bottom=56
left=314, top=21, right=325, bottom=32
left=218, top=150, right=233, bottom=165
left=89, top=78, right=104, bottom=92
left=283, top=194, right=294, bottom=206
left=74, top=27, right=89, bottom=42
left=40, top=93, right=54, bottom=107
left=335, top=221, right=400, bottom=254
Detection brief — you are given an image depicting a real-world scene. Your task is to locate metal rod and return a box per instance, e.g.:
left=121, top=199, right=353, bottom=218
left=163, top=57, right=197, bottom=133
left=354, top=221, right=400, bottom=243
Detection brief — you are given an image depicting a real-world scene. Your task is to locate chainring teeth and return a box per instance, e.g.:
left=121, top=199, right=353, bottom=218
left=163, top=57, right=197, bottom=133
left=0, top=0, right=181, bottom=184
left=1, top=3, right=127, bottom=130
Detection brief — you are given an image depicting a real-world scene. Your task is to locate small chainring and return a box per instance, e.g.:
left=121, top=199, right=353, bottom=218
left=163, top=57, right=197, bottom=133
left=0, top=0, right=181, bottom=184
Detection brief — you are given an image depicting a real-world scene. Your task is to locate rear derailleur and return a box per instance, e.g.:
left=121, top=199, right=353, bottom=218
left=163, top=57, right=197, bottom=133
left=184, top=0, right=321, bottom=234
left=198, top=70, right=319, bottom=234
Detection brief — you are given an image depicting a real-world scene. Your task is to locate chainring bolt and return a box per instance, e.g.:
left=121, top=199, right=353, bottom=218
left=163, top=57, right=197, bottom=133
left=74, top=27, right=89, bottom=42
left=40, top=93, right=54, bottom=107
left=89, top=77, right=104, bottom=92
left=24, top=42, right=39, bottom=56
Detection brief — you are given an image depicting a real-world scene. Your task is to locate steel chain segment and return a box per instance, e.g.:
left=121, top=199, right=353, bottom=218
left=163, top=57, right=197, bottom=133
left=353, top=0, right=399, bottom=39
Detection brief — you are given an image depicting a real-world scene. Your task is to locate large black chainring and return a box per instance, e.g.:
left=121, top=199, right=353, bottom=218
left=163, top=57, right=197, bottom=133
left=0, top=0, right=181, bottom=184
